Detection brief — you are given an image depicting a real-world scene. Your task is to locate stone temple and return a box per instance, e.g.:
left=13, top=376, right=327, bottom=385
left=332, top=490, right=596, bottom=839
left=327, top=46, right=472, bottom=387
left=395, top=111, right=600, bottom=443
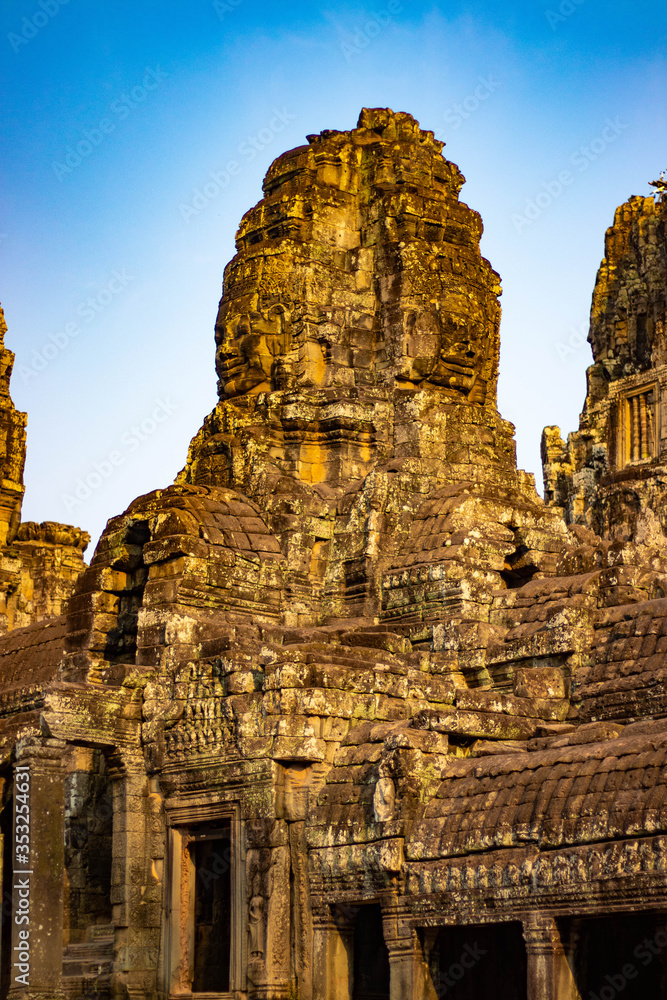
left=1, top=108, right=667, bottom=1000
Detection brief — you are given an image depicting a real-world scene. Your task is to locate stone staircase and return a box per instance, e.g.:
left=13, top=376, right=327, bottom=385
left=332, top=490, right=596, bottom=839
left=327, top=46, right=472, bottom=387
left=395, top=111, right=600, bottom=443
left=62, top=923, right=114, bottom=998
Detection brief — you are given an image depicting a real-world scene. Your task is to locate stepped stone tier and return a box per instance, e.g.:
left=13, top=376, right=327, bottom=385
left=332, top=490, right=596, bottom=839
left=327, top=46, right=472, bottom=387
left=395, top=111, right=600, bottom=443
left=2, top=110, right=667, bottom=1000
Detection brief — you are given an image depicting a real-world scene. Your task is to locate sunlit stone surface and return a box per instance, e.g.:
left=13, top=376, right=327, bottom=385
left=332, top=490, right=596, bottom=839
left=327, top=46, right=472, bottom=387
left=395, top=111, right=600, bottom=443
left=1, top=113, right=667, bottom=1000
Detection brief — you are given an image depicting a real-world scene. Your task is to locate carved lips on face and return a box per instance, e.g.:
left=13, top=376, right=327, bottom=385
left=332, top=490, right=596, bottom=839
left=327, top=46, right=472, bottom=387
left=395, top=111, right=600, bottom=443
left=432, top=313, right=485, bottom=392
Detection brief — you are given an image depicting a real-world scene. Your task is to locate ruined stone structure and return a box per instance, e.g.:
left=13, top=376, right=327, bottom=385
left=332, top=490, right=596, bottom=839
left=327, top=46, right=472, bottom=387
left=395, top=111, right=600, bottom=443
left=0, top=304, right=89, bottom=634
left=542, top=192, right=667, bottom=543
left=2, top=110, right=667, bottom=1000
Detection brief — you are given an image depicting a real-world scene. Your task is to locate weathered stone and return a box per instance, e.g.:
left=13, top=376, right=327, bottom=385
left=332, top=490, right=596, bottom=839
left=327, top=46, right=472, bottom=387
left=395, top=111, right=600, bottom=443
left=3, top=113, right=667, bottom=1000
left=0, top=307, right=88, bottom=634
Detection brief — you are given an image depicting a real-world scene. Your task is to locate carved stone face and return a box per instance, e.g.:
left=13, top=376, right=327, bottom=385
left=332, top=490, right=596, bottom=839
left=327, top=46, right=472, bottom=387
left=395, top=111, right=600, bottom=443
left=216, top=305, right=290, bottom=399
left=431, top=310, right=488, bottom=400
left=399, top=291, right=490, bottom=403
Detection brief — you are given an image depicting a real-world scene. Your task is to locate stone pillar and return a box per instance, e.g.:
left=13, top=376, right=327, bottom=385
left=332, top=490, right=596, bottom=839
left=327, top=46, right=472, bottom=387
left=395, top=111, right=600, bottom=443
left=288, top=820, right=313, bottom=1000
left=108, top=756, right=162, bottom=1000
left=9, top=738, right=67, bottom=1000
left=382, top=900, right=435, bottom=1000
left=522, top=913, right=580, bottom=1000
left=246, top=819, right=292, bottom=1000
left=312, top=904, right=353, bottom=1000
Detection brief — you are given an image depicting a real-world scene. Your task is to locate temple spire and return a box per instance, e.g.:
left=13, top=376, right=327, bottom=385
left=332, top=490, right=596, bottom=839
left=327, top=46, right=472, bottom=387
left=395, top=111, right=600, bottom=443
left=0, top=305, right=25, bottom=543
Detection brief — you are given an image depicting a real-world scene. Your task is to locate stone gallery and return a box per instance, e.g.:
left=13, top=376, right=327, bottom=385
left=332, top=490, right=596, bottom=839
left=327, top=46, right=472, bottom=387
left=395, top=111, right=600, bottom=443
left=1, top=108, right=667, bottom=1000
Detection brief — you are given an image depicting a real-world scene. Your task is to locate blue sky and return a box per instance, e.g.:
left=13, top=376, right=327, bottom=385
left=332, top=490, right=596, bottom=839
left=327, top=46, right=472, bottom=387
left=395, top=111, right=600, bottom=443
left=1, top=0, right=665, bottom=552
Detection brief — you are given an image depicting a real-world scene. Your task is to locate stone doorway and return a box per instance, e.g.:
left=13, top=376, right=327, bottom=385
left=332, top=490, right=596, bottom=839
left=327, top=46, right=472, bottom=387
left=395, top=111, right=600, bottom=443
left=352, top=904, right=390, bottom=1000
left=428, top=921, right=528, bottom=1000
left=191, top=824, right=232, bottom=993
left=569, top=913, right=667, bottom=999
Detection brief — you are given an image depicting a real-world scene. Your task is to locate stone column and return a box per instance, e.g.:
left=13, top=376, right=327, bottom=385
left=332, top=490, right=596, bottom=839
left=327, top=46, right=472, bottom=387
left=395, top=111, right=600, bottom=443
left=246, top=818, right=292, bottom=1000
left=382, top=900, right=435, bottom=1000
left=108, top=755, right=163, bottom=1000
left=312, top=904, right=353, bottom=1000
left=9, top=738, right=67, bottom=1000
left=247, top=841, right=291, bottom=1000
left=522, top=913, right=580, bottom=1000
left=288, top=820, right=313, bottom=1000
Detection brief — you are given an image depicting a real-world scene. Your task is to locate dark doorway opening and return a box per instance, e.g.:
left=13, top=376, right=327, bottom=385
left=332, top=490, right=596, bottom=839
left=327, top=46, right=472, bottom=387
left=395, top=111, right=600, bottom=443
left=429, top=921, right=527, bottom=1000
left=569, top=913, right=665, bottom=1000
left=352, top=904, right=390, bottom=1000
left=191, top=822, right=232, bottom=993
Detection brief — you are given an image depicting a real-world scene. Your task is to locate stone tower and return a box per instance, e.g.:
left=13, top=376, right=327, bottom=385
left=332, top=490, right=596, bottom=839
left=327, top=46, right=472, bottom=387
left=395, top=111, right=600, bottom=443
left=180, top=107, right=568, bottom=627
left=3, top=113, right=667, bottom=1000
left=0, top=303, right=27, bottom=546
left=542, top=193, right=667, bottom=542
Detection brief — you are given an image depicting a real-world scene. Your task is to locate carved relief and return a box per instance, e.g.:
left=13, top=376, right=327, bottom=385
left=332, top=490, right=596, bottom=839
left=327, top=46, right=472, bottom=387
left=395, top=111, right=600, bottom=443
left=398, top=294, right=491, bottom=403
left=216, top=303, right=292, bottom=398
left=201, top=113, right=503, bottom=423
left=248, top=890, right=265, bottom=958
left=373, top=775, right=396, bottom=823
